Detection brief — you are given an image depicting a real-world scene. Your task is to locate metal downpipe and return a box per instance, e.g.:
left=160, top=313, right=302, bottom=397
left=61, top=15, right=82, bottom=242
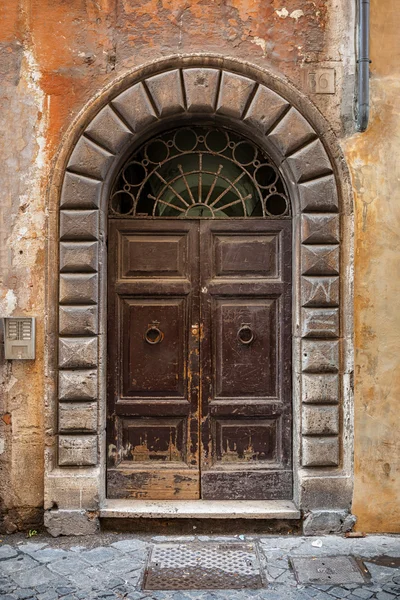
left=355, top=0, right=370, bottom=132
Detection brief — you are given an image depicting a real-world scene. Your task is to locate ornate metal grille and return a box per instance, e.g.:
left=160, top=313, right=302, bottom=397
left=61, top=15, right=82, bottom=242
left=110, top=126, right=290, bottom=219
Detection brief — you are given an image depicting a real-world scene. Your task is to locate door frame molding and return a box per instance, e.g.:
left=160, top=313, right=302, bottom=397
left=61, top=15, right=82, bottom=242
left=44, top=54, right=354, bottom=534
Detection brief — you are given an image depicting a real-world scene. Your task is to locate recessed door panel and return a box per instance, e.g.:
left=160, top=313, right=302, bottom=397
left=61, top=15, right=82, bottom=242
left=119, top=233, right=188, bottom=279
left=214, top=234, right=280, bottom=278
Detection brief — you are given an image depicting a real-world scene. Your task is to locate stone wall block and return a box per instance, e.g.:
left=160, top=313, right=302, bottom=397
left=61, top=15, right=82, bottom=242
left=60, top=210, right=99, bottom=241
left=112, top=82, right=158, bottom=132
left=301, top=276, right=339, bottom=307
left=302, top=436, right=339, bottom=467
left=243, top=84, right=288, bottom=135
left=302, top=340, right=339, bottom=373
left=45, top=510, right=100, bottom=536
left=67, top=136, right=114, bottom=180
left=60, top=241, right=98, bottom=273
left=85, top=105, right=133, bottom=153
left=302, top=405, right=339, bottom=435
left=183, top=68, right=220, bottom=113
left=60, top=172, right=102, bottom=209
left=59, top=370, right=98, bottom=401
left=145, top=70, right=185, bottom=116
left=301, top=214, right=339, bottom=244
left=286, top=139, right=332, bottom=182
left=59, top=305, right=98, bottom=336
left=58, top=435, right=98, bottom=466
left=267, top=107, right=316, bottom=157
left=301, top=245, right=339, bottom=276
left=59, top=402, right=98, bottom=432
left=301, top=308, right=339, bottom=338
left=299, top=175, right=339, bottom=212
left=216, top=72, right=255, bottom=119
left=302, top=374, right=340, bottom=404
left=59, top=274, right=98, bottom=305
left=59, top=337, right=98, bottom=369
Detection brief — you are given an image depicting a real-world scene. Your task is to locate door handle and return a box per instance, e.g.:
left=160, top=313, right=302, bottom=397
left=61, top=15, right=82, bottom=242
left=144, top=322, right=164, bottom=345
left=191, top=324, right=199, bottom=336
left=237, top=323, right=255, bottom=345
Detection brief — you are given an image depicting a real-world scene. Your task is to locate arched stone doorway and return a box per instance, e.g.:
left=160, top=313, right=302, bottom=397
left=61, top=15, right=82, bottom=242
left=45, top=55, right=354, bottom=533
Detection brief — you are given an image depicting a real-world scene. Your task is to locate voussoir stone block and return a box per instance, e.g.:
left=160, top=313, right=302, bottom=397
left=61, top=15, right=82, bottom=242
left=67, top=136, right=114, bottom=180
left=60, top=241, right=98, bottom=273
left=59, top=369, right=98, bottom=401
left=183, top=68, right=220, bottom=113
left=60, top=172, right=102, bottom=209
left=58, top=435, right=98, bottom=466
left=299, top=175, right=339, bottom=212
left=59, top=337, right=98, bottom=369
left=243, top=84, right=288, bottom=135
left=267, top=107, right=316, bottom=157
left=302, top=340, right=339, bottom=373
left=216, top=71, right=255, bottom=119
left=302, top=373, right=340, bottom=404
left=85, top=104, right=133, bottom=154
left=286, top=139, right=332, bottom=182
left=301, top=308, right=339, bottom=338
left=59, top=305, right=98, bottom=336
left=60, top=210, right=99, bottom=241
left=301, top=276, right=339, bottom=307
left=59, top=402, right=98, bottom=432
left=59, top=274, right=98, bottom=305
left=302, top=436, right=339, bottom=467
left=301, top=245, right=339, bottom=276
left=145, top=69, right=185, bottom=117
left=112, top=82, right=158, bottom=132
left=302, top=405, right=339, bottom=435
left=301, top=214, right=339, bottom=244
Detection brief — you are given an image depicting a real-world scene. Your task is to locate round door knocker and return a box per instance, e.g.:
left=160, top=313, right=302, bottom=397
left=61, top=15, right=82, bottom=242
left=144, top=322, right=164, bottom=345
left=237, top=323, right=255, bottom=346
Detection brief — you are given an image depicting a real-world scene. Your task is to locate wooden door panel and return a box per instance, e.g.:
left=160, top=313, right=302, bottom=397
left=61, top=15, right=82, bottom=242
left=213, top=419, right=279, bottom=465
left=119, top=232, right=188, bottom=279
left=213, top=234, right=280, bottom=278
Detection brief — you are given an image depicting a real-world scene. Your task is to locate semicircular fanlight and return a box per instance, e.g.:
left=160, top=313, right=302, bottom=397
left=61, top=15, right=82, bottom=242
left=109, top=126, right=290, bottom=219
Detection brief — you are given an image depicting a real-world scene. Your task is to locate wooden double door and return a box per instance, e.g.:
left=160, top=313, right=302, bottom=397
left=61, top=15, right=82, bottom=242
left=107, top=219, right=292, bottom=500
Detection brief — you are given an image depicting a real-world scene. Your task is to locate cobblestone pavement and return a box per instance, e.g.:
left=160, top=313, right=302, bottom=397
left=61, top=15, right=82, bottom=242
left=0, top=533, right=399, bottom=600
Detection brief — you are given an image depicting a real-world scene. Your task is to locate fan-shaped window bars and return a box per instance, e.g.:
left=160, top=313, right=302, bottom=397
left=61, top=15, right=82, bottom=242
left=110, top=126, right=290, bottom=219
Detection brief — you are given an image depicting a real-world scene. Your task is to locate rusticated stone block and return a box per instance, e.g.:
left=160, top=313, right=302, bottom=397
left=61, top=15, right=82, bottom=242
left=302, top=405, right=339, bottom=435
left=59, top=369, right=98, bottom=401
left=145, top=70, right=185, bottom=117
left=183, top=68, right=220, bottom=113
left=299, top=175, right=339, bottom=212
left=59, top=337, right=98, bottom=369
left=59, top=305, right=98, bottom=336
left=45, top=510, right=99, bottom=537
left=216, top=71, right=255, bottom=119
left=85, top=105, right=133, bottom=154
left=286, top=139, right=332, bottom=182
left=301, top=214, right=339, bottom=244
left=268, top=107, right=316, bottom=157
left=60, top=210, right=99, bottom=241
left=112, top=82, right=158, bottom=132
left=301, top=308, right=339, bottom=338
left=300, top=475, right=353, bottom=511
left=303, top=510, right=355, bottom=535
left=59, top=402, right=98, bottom=432
left=301, top=245, right=339, bottom=276
left=60, top=172, right=102, bottom=209
left=302, top=373, right=340, bottom=404
left=301, top=276, right=339, bottom=307
left=67, top=136, right=114, bottom=180
left=59, top=274, right=98, bottom=305
left=243, top=84, right=288, bottom=135
left=302, top=436, right=339, bottom=467
left=58, top=435, right=98, bottom=466
left=60, top=241, right=98, bottom=273
left=302, top=340, right=339, bottom=373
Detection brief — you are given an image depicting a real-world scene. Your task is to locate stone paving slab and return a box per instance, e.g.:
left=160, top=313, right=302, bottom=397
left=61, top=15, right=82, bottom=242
left=0, top=533, right=399, bottom=599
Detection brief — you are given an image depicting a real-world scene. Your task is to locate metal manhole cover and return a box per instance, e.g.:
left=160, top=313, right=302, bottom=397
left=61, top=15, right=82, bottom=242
left=143, top=543, right=263, bottom=590
left=290, top=556, right=370, bottom=585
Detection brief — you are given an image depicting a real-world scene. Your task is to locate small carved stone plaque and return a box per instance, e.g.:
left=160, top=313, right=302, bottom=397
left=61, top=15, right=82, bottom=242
left=307, top=69, right=336, bottom=94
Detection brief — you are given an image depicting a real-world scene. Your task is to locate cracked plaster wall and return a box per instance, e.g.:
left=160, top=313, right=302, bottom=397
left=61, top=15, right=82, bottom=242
left=0, top=0, right=398, bottom=532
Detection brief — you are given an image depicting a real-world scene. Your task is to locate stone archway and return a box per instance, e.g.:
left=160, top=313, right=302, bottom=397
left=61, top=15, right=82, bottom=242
left=45, top=55, right=354, bottom=535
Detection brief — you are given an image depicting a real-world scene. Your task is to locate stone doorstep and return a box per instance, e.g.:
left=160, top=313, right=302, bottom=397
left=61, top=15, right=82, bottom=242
left=98, top=499, right=301, bottom=519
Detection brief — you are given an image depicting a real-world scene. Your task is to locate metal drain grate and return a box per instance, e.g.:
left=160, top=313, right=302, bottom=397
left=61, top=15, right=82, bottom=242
left=290, top=556, right=370, bottom=585
left=143, top=543, right=263, bottom=590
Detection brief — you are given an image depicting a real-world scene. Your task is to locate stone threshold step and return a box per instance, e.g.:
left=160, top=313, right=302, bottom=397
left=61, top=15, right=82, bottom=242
left=100, top=499, right=300, bottom=519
